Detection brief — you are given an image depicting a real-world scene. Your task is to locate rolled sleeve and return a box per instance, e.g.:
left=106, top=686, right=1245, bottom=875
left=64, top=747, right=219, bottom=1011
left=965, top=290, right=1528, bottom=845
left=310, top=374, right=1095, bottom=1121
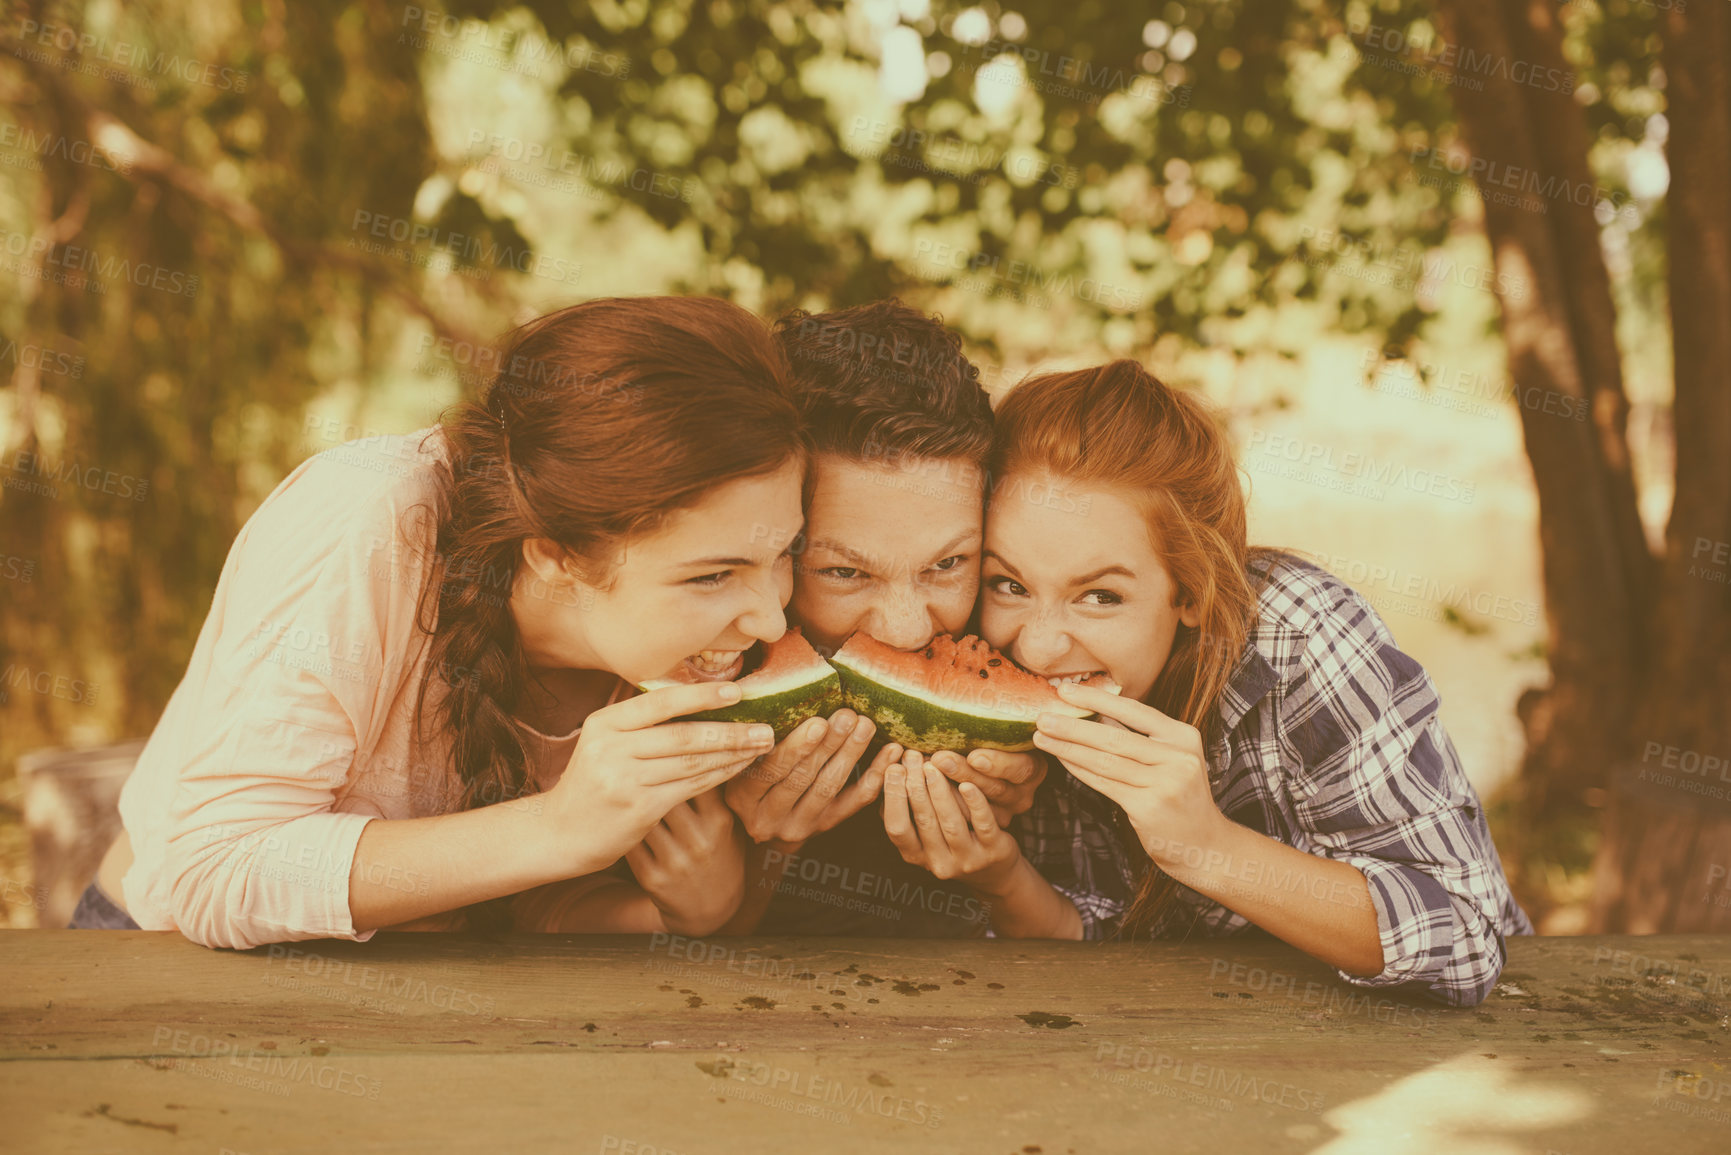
left=1332, top=854, right=1505, bottom=1007
left=1284, top=583, right=1523, bottom=1007
left=133, top=441, right=434, bottom=949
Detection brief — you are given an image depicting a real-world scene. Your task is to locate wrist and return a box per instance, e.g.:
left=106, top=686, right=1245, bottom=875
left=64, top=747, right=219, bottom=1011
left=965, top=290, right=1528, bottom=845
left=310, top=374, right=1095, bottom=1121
left=965, top=848, right=1028, bottom=900
left=1142, top=809, right=1238, bottom=886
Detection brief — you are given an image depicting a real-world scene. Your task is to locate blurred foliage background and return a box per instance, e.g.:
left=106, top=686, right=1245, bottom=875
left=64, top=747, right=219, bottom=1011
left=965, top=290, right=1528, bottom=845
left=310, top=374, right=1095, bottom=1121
left=0, top=0, right=1696, bottom=930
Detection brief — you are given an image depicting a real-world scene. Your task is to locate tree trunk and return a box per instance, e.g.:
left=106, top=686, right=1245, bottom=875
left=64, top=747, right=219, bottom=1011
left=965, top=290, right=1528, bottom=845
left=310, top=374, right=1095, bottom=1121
left=1428, top=0, right=1654, bottom=914
left=1590, top=0, right=1731, bottom=933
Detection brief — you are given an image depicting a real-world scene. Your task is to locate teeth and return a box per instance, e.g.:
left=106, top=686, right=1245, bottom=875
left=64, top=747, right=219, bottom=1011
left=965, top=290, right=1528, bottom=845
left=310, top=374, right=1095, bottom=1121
left=690, top=649, right=744, bottom=672
left=1046, top=672, right=1100, bottom=687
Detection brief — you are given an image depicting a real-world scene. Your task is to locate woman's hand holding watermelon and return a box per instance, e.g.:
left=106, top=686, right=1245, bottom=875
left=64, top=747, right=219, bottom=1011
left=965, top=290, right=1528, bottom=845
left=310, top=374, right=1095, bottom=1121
left=626, top=788, right=748, bottom=935
left=723, top=709, right=899, bottom=844
left=544, top=681, right=776, bottom=873
left=1032, top=683, right=1230, bottom=871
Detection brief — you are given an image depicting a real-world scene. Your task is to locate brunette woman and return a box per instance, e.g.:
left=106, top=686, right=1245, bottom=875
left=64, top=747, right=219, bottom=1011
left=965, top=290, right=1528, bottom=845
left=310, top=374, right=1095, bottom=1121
left=76, top=297, right=805, bottom=947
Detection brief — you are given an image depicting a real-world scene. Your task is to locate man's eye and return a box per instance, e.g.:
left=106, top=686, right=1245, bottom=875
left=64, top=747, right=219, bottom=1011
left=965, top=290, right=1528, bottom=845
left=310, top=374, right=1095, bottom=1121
left=687, top=572, right=730, bottom=587
left=820, top=567, right=864, bottom=580
left=1081, top=589, right=1122, bottom=606
left=931, top=554, right=969, bottom=572
left=987, top=576, right=1026, bottom=597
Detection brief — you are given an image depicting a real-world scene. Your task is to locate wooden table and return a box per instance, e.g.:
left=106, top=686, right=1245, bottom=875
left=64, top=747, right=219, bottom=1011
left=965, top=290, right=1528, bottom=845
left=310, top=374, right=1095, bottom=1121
left=3, top=931, right=1727, bottom=1154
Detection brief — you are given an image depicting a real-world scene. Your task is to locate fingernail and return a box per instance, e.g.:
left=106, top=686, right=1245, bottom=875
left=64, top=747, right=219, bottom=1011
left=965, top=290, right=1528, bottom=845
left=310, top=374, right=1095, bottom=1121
left=831, top=714, right=854, bottom=735
left=749, top=725, right=774, bottom=744
left=719, top=683, right=743, bottom=702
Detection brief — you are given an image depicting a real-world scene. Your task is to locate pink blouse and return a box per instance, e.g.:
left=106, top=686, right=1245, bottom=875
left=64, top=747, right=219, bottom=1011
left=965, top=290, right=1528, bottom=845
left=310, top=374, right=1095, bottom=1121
left=115, top=427, right=625, bottom=948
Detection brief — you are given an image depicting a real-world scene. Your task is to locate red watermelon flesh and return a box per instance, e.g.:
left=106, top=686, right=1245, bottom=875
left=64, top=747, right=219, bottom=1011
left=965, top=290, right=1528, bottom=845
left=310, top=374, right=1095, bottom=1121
left=828, top=632, right=1120, bottom=752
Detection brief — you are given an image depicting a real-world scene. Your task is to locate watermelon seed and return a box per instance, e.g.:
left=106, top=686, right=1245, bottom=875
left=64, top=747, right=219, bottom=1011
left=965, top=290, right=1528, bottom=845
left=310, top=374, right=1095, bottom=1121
left=978, top=669, right=989, bottom=679
left=988, top=658, right=1002, bottom=666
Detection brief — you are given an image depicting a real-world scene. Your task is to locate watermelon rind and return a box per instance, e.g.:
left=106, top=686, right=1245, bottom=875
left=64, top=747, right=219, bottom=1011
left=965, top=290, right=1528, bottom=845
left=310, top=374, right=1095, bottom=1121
left=829, top=640, right=1102, bottom=753
left=639, top=637, right=844, bottom=741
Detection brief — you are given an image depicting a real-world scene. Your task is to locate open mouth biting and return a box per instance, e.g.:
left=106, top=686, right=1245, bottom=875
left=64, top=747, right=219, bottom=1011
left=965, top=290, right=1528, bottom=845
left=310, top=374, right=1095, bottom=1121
left=1040, top=670, right=1110, bottom=689
left=680, top=648, right=748, bottom=682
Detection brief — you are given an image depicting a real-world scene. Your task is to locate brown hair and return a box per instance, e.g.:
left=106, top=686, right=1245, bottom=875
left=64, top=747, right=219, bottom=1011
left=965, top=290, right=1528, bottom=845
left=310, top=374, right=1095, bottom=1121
left=988, top=359, right=1282, bottom=936
left=414, top=296, right=805, bottom=934
left=773, top=299, right=994, bottom=468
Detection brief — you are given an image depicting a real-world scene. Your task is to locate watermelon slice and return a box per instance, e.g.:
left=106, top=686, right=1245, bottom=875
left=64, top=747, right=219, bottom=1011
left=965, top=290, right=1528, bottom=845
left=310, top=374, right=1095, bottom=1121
left=638, top=627, right=844, bottom=740
left=829, top=633, right=1120, bottom=752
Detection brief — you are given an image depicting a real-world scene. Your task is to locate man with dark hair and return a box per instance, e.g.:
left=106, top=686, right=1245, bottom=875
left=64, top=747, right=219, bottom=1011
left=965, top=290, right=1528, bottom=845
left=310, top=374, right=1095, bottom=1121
left=721, top=299, right=1046, bottom=936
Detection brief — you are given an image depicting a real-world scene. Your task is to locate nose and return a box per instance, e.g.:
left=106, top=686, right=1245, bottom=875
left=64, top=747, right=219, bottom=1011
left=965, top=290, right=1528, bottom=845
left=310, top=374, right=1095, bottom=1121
left=737, top=569, right=789, bottom=645
left=1011, top=610, right=1073, bottom=675
left=867, top=586, right=939, bottom=652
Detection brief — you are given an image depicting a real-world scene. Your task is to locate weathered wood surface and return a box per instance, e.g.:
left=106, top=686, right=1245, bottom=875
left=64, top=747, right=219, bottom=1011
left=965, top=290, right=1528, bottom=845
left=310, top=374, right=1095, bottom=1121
left=2, top=931, right=1727, bottom=1154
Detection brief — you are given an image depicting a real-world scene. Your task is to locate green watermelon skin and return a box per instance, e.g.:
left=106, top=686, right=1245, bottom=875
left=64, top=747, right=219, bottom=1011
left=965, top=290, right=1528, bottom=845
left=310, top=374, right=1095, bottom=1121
left=640, top=628, right=845, bottom=741
left=671, top=680, right=844, bottom=742
left=829, top=633, right=1105, bottom=753
left=836, top=678, right=1038, bottom=752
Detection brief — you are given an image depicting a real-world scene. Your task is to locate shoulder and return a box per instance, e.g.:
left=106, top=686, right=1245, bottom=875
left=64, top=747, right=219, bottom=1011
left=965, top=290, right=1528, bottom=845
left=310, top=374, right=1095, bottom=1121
left=243, top=427, right=448, bottom=558
left=1241, top=552, right=1436, bottom=756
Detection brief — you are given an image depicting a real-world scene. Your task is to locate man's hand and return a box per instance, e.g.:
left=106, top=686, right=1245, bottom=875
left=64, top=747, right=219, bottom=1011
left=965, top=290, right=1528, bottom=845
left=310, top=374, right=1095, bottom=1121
left=929, top=749, right=1047, bottom=826
left=724, top=709, right=900, bottom=844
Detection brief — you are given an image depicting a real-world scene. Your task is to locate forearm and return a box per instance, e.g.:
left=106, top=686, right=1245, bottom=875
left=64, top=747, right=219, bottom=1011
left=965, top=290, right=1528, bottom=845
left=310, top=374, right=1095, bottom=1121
left=1159, top=818, right=1383, bottom=976
left=349, top=796, right=597, bottom=933
left=972, top=856, right=1083, bottom=940
left=719, top=837, right=803, bottom=934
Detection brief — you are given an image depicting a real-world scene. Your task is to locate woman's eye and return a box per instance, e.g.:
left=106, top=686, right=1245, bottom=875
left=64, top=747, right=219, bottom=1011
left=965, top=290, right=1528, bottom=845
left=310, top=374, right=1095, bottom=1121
left=987, top=576, right=1027, bottom=597
left=1081, top=589, right=1123, bottom=606
left=687, top=571, right=730, bottom=587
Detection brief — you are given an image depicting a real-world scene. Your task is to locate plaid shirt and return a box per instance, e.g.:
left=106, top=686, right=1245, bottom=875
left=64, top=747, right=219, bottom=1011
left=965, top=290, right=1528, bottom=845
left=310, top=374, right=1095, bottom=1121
left=1013, top=555, right=1533, bottom=1007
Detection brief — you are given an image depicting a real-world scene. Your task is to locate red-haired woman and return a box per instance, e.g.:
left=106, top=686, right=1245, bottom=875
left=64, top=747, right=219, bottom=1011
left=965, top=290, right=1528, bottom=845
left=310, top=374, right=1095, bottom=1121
left=880, top=359, right=1531, bottom=1006
left=76, top=297, right=806, bottom=948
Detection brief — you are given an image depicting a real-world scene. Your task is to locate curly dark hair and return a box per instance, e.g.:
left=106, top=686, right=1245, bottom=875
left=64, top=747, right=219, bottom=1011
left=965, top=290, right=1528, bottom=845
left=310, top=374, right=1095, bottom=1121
left=772, top=299, right=994, bottom=467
